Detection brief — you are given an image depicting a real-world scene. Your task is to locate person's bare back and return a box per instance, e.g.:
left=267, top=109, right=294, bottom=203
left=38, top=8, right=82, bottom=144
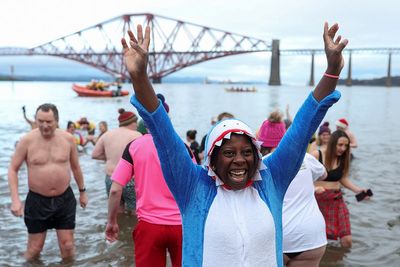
left=92, top=127, right=142, bottom=175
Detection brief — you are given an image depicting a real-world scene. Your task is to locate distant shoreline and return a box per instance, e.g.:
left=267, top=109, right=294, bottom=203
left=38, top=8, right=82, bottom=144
left=1, top=75, right=399, bottom=86
left=337, top=76, right=400, bottom=87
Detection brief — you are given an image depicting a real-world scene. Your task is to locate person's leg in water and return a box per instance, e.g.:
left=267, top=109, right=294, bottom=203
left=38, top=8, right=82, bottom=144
left=105, top=174, right=125, bottom=213
left=56, top=229, right=75, bottom=259
left=338, top=197, right=352, bottom=248
left=340, top=235, right=352, bottom=248
left=284, top=245, right=326, bottom=267
left=25, top=232, right=47, bottom=260
left=122, top=179, right=137, bottom=216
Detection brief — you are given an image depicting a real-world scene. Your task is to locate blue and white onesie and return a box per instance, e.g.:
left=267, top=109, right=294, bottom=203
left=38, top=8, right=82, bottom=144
left=131, top=90, right=340, bottom=267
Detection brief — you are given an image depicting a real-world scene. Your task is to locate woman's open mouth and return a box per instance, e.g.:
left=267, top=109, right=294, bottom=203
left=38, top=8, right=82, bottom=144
left=229, top=170, right=247, bottom=182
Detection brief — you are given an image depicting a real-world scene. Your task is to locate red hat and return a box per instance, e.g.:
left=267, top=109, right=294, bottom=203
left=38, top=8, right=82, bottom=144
left=335, top=118, right=349, bottom=129
left=118, top=108, right=137, bottom=127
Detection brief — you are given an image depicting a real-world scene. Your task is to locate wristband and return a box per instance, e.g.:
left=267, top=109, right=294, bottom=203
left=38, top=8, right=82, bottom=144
left=324, top=72, right=340, bottom=79
left=79, top=187, right=86, bottom=192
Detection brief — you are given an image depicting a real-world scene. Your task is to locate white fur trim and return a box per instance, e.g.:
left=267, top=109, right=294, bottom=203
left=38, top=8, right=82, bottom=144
left=335, top=121, right=348, bottom=129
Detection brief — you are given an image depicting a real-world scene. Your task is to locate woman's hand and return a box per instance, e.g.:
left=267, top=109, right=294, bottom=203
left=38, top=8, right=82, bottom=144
left=121, top=25, right=151, bottom=81
left=323, top=22, right=348, bottom=76
left=314, top=186, right=326, bottom=194
left=121, top=24, right=159, bottom=111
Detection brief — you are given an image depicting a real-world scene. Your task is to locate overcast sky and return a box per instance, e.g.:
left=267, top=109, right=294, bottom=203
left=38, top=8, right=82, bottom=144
left=0, top=0, right=399, bottom=83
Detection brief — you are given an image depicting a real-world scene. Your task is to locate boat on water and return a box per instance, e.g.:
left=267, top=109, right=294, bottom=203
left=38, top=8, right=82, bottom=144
left=225, top=86, right=257, bottom=93
left=72, top=83, right=129, bottom=97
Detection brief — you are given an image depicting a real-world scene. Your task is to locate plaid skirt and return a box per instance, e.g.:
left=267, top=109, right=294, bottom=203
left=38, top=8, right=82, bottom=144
left=315, top=189, right=351, bottom=240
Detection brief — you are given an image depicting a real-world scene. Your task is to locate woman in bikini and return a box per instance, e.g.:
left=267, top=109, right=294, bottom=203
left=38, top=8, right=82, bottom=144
left=312, top=130, right=369, bottom=248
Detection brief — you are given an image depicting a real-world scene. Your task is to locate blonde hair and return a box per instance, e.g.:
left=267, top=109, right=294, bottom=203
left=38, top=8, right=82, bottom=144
left=268, top=110, right=283, bottom=123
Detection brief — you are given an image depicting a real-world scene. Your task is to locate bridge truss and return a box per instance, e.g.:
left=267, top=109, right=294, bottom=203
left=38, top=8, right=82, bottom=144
left=0, top=13, right=271, bottom=82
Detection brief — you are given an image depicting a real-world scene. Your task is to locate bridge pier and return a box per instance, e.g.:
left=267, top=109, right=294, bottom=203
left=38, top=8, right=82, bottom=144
left=309, top=53, right=315, bottom=87
left=10, top=65, right=14, bottom=81
left=269, top=39, right=281, bottom=86
left=345, top=52, right=352, bottom=86
left=386, top=53, right=392, bottom=87
left=152, top=77, right=162, bottom=84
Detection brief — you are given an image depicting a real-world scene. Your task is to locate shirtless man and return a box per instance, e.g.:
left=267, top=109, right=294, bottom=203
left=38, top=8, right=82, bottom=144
left=92, top=108, right=142, bottom=212
left=8, top=103, right=88, bottom=261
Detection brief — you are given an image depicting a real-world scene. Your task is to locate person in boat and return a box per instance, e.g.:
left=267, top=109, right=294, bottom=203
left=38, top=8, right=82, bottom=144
left=87, top=79, right=98, bottom=90
left=96, top=80, right=109, bottom=91
left=118, top=21, right=346, bottom=266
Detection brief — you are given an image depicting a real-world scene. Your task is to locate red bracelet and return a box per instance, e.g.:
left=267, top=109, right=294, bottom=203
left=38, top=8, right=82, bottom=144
left=324, top=72, right=340, bottom=79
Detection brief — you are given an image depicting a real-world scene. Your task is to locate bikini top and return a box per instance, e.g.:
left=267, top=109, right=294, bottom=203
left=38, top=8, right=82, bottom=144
left=318, top=150, right=344, bottom=182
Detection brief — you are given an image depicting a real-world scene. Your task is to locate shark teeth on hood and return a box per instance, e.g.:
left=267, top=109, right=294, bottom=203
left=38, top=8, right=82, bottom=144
left=202, top=119, right=268, bottom=188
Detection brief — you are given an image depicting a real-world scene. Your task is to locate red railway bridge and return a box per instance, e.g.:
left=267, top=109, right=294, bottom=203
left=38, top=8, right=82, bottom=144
left=0, top=13, right=399, bottom=86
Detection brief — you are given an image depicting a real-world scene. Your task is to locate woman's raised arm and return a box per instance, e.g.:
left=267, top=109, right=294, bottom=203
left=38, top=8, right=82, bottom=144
left=313, top=22, right=348, bottom=101
left=121, top=25, right=159, bottom=111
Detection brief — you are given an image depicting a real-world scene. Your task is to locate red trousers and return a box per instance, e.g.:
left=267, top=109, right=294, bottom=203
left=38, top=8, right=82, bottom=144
left=133, top=220, right=182, bottom=267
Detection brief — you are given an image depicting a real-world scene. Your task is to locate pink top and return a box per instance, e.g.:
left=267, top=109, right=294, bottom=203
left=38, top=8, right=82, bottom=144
left=112, top=134, right=182, bottom=225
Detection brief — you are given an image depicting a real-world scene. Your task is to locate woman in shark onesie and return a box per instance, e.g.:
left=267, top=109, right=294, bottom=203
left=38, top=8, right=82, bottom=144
left=121, top=22, right=348, bottom=267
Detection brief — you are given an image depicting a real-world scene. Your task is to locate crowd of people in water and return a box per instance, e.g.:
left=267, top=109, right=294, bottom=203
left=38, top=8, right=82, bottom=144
left=8, top=22, right=374, bottom=267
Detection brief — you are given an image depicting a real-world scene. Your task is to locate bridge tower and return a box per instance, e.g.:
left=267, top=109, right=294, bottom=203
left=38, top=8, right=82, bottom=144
left=269, top=39, right=281, bottom=85
left=386, top=53, right=392, bottom=87
left=10, top=65, right=14, bottom=81
left=309, top=52, right=315, bottom=87
left=345, top=52, right=352, bottom=86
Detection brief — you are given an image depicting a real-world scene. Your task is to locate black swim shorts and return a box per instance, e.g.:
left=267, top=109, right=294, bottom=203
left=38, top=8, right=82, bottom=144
left=24, top=187, right=77, bottom=234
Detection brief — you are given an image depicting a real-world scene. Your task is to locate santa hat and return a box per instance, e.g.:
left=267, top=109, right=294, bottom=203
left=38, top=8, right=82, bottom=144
left=203, top=119, right=267, bottom=188
left=118, top=108, right=137, bottom=127
left=335, top=118, right=349, bottom=129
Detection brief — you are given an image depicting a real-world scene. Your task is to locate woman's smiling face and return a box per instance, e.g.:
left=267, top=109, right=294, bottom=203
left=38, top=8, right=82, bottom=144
left=213, top=134, right=257, bottom=190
